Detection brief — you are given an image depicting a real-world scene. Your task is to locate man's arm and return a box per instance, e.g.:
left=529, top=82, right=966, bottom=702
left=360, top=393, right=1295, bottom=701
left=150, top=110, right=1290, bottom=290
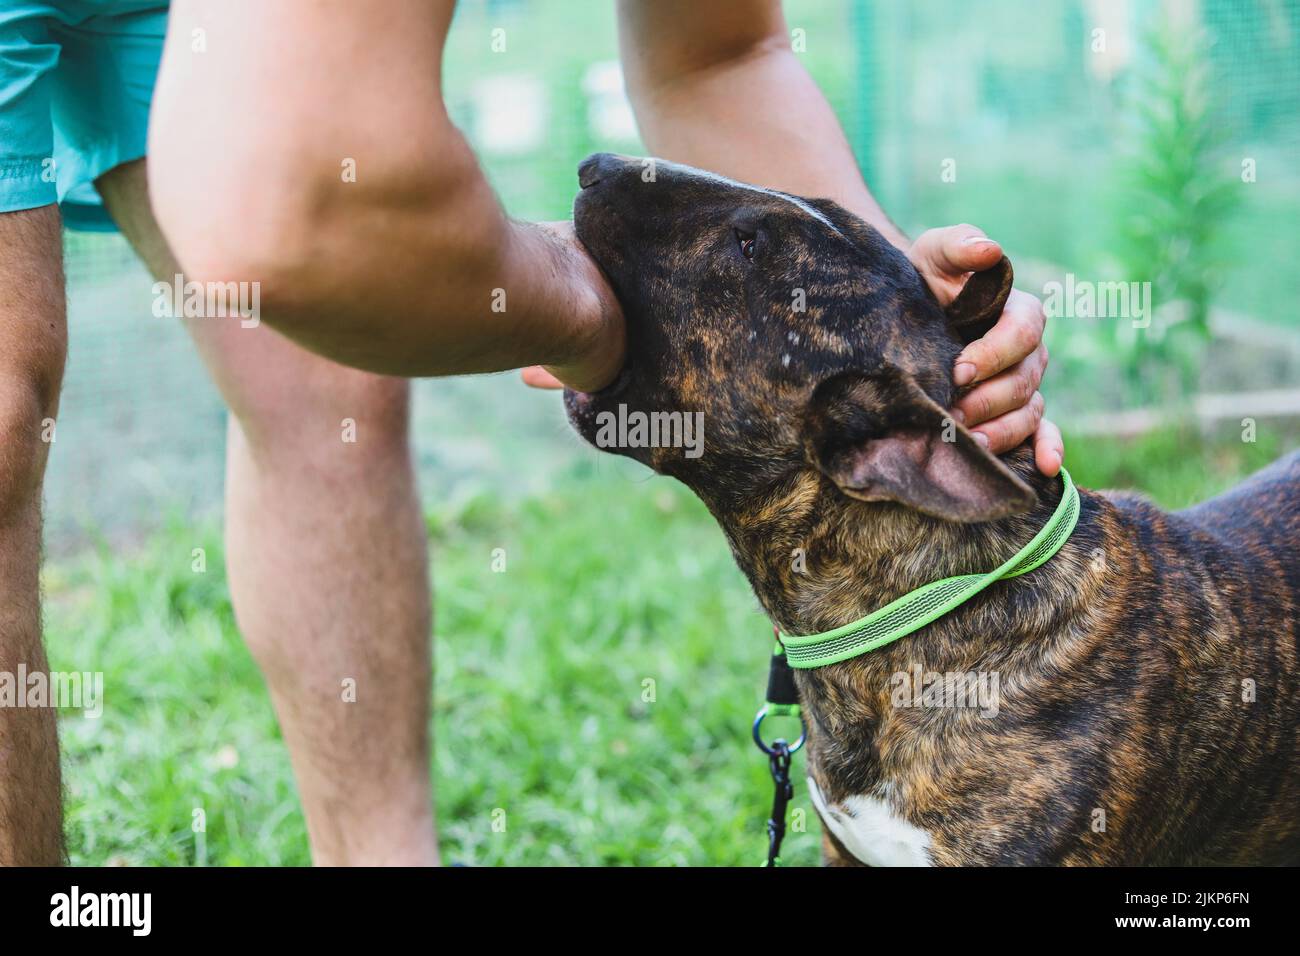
left=614, top=0, right=1062, bottom=474
left=617, top=0, right=903, bottom=244
left=148, top=0, right=623, bottom=391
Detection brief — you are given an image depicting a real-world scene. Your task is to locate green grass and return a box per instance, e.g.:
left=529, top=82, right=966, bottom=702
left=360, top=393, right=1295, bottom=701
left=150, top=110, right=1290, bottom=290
left=46, top=428, right=1293, bottom=866
left=1064, top=424, right=1290, bottom=509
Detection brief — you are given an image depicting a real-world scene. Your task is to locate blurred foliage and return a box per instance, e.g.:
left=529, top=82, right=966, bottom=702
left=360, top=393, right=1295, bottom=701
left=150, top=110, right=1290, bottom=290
left=1063, top=423, right=1285, bottom=508
left=1109, top=16, right=1240, bottom=405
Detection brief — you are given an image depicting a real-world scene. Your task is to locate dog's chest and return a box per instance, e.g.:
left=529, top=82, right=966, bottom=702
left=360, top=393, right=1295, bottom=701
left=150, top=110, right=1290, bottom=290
left=807, top=776, right=934, bottom=866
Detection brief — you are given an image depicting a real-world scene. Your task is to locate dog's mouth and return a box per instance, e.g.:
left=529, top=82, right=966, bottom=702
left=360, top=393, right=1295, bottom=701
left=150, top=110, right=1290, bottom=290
left=564, top=359, right=634, bottom=436
left=581, top=360, right=634, bottom=400
left=566, top=187, right=637, bottom=436
left=572, top=186, right=623, bottom=274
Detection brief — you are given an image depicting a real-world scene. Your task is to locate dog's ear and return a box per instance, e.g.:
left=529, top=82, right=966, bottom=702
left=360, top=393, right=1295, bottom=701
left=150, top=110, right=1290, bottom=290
left=945, top=256, right=1014, bottom=344
left=804, top=367, right=1036, bottom=522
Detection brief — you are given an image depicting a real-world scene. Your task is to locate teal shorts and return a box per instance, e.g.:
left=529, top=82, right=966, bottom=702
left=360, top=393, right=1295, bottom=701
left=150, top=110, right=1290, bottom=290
left=0, top=0, right=167, bottom=231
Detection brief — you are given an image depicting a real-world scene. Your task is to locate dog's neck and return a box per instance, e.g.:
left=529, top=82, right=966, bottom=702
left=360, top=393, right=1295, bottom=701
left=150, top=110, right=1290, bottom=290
left=696, top=445, right=1117, bottom=809
left=706, top=448, right=1074, bottom=642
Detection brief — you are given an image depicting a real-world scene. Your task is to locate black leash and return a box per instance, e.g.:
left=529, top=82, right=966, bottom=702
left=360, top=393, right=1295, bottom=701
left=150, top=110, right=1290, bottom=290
left=752, top=630, right=807, bottom=867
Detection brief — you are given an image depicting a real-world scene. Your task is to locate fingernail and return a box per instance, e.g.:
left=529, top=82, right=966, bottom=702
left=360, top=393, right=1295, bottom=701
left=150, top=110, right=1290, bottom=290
left=962, top=236, right=999, bottom=246
left=973, top=432, right=990, bottom=448
left=1052, top=450, right=1063, bottom=472
left=953, top=362, right=976, bottom=386
left=952, top=408, right=966, bottom=425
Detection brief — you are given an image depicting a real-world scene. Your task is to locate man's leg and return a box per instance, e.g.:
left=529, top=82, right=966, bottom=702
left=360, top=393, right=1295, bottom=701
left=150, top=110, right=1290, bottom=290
left=96, top=159, right=437, bottom=865
left=0, top=205, right=67, bottom=865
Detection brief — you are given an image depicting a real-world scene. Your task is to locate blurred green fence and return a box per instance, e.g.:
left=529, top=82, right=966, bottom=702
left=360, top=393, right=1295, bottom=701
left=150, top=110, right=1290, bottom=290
left=50, top=0, right=1300, bottom=545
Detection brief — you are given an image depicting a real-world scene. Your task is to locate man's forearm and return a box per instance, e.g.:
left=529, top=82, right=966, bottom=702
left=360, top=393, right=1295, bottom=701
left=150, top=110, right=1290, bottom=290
left=618, top=0, right=907, bottom=247
left=148, top=0, right=621, bottom=386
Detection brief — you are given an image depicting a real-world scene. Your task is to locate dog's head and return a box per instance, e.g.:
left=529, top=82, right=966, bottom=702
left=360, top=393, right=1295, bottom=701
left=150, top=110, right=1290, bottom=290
left=567, top=153, right=1035, bottom=522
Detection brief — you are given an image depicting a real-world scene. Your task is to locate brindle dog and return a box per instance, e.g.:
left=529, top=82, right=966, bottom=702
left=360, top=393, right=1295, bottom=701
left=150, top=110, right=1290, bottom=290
left=566, top=152, right=1300, bottom=866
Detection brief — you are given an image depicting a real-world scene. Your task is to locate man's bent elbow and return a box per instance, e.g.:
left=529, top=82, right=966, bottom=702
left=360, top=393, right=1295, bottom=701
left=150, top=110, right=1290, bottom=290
left=149, top=152, right=319, bottom=310
left=148, top=142, right=511, bottom=364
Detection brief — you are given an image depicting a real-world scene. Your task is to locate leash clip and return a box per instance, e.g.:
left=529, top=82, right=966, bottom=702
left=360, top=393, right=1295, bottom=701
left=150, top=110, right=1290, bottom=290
left=761, top=739, right=795, bottom=867
left=754, top=632, right=807, bottom=866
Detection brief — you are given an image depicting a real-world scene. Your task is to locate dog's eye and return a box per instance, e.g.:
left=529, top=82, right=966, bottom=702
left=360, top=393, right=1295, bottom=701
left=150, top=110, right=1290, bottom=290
left=735, top=228, right=756, bottom=261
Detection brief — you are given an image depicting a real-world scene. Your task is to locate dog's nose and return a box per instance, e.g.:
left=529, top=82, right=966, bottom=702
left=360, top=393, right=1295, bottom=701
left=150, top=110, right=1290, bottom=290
left=578, top=152, right=620, bottom=189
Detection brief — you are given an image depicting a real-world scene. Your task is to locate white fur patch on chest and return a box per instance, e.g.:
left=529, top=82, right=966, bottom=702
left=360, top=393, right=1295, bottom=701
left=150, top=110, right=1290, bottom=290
left=807, top=777, right=934, bottom=867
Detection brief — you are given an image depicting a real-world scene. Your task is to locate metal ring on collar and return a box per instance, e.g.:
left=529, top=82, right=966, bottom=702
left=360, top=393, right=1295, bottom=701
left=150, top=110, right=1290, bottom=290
left=752, top=705, right=807, bottom=755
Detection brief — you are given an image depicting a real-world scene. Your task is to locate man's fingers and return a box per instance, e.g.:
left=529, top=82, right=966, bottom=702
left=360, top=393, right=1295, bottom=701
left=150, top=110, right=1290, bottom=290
left=953, top=288, right=1046, bottom=386
left=1034, top=418, right=1065, bottom=477
left=953, top=345, right=1048, bottom=426
left=935, top=227, right=1004, bottom=277
left=910, top=224, right=1003, bottom=305
left=521, top=365, right=565, bottom=389
left=969, top=390, right=1045, bottom=455
left=909, top=225, right=1058, bottom=474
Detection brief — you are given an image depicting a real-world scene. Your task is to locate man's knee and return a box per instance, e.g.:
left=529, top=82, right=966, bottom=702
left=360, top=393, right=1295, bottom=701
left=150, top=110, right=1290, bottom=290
left=228, top=368, right=411, bottom=472
left=0, top=337, right=67, bottom=522
left=0, top=206, right=67, bottom=519
left=0, top=361, right=64, bottom=520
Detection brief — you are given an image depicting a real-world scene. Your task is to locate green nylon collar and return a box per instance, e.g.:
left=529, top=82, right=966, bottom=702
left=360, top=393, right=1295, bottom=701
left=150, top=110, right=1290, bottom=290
left=778, top=467, right=1080, bottom=669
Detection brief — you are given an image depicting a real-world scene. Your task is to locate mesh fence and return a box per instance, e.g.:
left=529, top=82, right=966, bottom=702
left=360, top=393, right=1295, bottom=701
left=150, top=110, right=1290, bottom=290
left=49, top=0, right=1300, bottom=545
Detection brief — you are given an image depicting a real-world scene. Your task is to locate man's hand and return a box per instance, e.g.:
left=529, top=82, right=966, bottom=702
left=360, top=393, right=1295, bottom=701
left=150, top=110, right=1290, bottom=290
left=909, top=225, right=1064, bottom=477
left=523, top=221, right=626, bottom=393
